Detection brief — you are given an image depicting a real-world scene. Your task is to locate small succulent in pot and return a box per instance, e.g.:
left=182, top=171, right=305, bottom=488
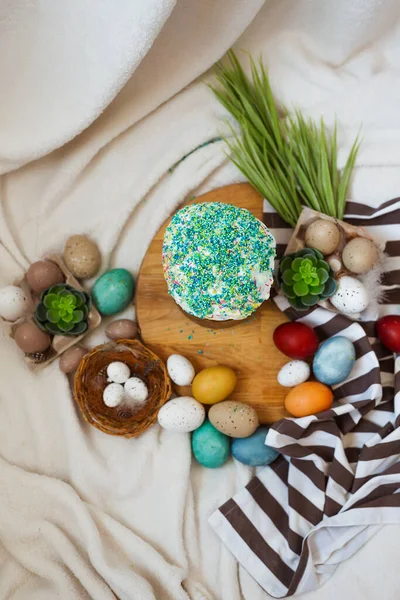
left=278, top=248, right=337, bottom=310
left=34, top=284, right=91, bottom=335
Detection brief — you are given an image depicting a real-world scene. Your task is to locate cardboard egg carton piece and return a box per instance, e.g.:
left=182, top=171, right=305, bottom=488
left=7, top=254, right=101, bottom=370
left=283, top=207, right=382, bottom=318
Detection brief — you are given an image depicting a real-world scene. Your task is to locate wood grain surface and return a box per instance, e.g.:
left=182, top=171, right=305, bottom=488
left=136, top=183, right=289, bottom=423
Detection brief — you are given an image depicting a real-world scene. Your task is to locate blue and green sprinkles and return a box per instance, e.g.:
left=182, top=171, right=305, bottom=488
left=162, top=202, right=276, bottom=320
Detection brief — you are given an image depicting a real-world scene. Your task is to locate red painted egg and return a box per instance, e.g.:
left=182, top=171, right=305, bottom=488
left=273, top=322, right=319, bottom=360
left=376, top=315, right=400, bottom=352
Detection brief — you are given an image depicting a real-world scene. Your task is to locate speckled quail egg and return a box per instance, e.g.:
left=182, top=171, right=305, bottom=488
left=330, top=276, right=369, bottom=314
left=209, top=401, right=259, bottom=438
left=277, top=360, right=311, bottom=387
left=167, top=354, right=195, bottom=386
left=0, top=285, right=30, bottom=321
left=63, top=235, right=101, bottom=279
left=342, top=237, right=379, bottom=274
left=103, top=383, right=124, bottom=408
left=305, top=219, right=340, bottom=255
left=124, top=377, right=149, bottom=404
left=107, top=361, right=131, bottom=384
left=157, top=396, right=205, bottom=432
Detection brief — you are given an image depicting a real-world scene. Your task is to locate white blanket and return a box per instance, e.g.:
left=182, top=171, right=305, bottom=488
left=2, top=1, right=400, bottom=598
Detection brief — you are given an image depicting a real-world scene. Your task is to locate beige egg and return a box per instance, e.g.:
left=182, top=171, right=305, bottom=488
left=342, top=237, right=379, bottom=274
left=14, top=321, right=51, bottom=353
left=59, top=346, right=87, bottom=374
left=105, top=319, right=138, bottom=340
left=327, top=255, right=342, bottom=273
left=305, top=219, right=340, bottom=255
left=26, top=261, right=64, bottom=294
left=63, top=235, right=101, bottom=279
left=209, top=400, right=259, bottom=438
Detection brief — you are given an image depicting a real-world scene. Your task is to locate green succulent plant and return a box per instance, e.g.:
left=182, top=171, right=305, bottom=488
left=34, top=284, right=91, bottom=336
left=278, top=248, right=337, bottom=310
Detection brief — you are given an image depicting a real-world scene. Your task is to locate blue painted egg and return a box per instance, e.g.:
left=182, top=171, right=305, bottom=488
left=313, top=336, right=356, bottom=385
left=92, top=269, right=134, bottom=316
left=192, top=420, right=230, bottom=468
left=232, top=427, right=279, bottom=467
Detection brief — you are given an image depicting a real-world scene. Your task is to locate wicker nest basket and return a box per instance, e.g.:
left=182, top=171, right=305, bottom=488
left=74, top=339, right=171, bottom=437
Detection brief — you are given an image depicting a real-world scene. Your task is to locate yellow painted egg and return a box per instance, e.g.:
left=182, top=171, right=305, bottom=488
left=209, top=400, right=259, bottom=438
left=285, top=382, right=333, bottom=417
left=192, top=366, right=237, bottom=405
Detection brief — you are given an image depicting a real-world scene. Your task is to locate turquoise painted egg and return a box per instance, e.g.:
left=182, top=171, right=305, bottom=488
left=192, top=420, right=230, bottom=468
left=232, top=427, right=279, bottom=467
left=313, top=336, right=356, bottom=386
left=92, top=269, right=134, bottom=316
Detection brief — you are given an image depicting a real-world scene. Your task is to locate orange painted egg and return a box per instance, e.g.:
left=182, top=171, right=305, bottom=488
left=285, top=382, right=333, bottom=417
left=192, top=366, right=237, bottom=405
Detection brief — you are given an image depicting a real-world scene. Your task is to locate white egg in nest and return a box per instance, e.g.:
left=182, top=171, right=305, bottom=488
left=124, top=377, right=149, bottom=404
left=0, top=285, right=30, bottom=322
left=103, top=383, right=124, bottom=408
left=107, top=361, right=131, bottom=384
left=167, top=354, right=195, bottom=386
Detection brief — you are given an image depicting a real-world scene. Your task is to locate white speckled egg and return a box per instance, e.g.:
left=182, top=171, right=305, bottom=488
left=330, top=276, right=369, bottom=314
left=277, top=360, right=311, bottom=387
left=0, top=285, right=30, bottom=321
left=342, top=237, right=379, bottom=274
left=167, top=354, right=195, bottom=386
left=157, top=396, right=205, bottom=433
left=124, top=377, right=149, bottom=404
left=103, top=383, right=124, bottom=407
left=107, top=361, right=131, bottom=384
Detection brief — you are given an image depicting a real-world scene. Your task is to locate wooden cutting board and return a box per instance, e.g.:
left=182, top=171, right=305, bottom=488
left=135, top=183, right=289, bottom=424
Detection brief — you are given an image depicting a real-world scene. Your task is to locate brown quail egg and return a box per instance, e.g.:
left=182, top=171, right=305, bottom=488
left=59, top=346, right=87, bottom=374
left=26, top=261, right=64, bottom=294
left=14, top=321, right=51, bottom=353
left=105, top=319, right=138, bottom=341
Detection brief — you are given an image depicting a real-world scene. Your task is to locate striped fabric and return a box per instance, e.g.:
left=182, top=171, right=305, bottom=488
left=210, top=198, right=400, bottom=597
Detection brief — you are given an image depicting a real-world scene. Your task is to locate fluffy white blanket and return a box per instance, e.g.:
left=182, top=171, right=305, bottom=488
left=1, top=1, right=400, bottom=598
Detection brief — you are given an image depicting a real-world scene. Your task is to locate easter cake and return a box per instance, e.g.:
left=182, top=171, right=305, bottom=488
left=162, top=202, right=276, bottom=323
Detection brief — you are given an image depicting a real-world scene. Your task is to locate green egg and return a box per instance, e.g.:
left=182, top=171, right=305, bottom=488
left=92, top=268, right=134, bottom=316
left=192, top=420, right=231, bottom=468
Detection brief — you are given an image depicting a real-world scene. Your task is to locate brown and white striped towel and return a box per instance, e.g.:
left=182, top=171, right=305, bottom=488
left=209, top=197, right=400, bottom=598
